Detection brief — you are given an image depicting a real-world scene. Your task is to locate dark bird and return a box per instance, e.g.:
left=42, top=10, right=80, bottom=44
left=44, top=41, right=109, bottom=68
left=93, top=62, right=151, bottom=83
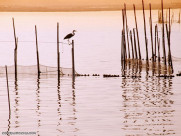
left=64, top=30, right=77, bottom=44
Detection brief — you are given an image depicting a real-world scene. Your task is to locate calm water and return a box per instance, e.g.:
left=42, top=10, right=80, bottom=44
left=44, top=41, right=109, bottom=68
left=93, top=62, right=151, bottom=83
left=0, top=10, right=181, bottom=136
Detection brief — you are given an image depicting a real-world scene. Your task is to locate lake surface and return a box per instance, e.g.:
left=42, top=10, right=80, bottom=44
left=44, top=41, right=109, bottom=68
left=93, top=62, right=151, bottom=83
left=0, top=10, right=181, bottom=136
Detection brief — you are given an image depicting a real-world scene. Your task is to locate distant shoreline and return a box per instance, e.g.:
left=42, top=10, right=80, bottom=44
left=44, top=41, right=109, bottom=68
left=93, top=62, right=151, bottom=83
left=0, top=4, right=181, bottom=12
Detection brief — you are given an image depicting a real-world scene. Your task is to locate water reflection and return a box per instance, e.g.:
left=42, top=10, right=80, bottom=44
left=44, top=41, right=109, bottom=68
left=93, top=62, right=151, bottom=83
left=122, top=60, right=173, bottom=77
left=56, top=77, right=62, bottom=133
left=14, top=79, right=19, bottom=128
left=36, top=76, right=41, bottom=136
left=121, top=65, right=175, bottom=136
left=7, top=113, right=11, bottom=136
left=70, top=77, right=79, bottom=134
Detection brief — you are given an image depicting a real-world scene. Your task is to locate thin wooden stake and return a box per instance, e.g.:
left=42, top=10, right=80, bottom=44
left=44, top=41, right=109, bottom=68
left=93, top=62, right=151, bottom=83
left=133, top=4, right=141, bottom=59
left=57, top=22, right=60, bottom=76
left=121, top=32, right=123, bottom=61
left=166, top=24, right=170, bottom=63
left=72, top=40, right=75, bottom=78
left=124, top=4, right=130, bottom=59
left=35, top=25, right=40, bottom=76
left=161, top=0, right=167, bottom=66
left=149, top=4, right=154, bottom=61
left=121, top=30, right=125, bottom=69
left=156, top=26, right=160, bottom=63
left=142, top=0, right=149, bottom=61
left=158, top=38, right=161, bottom=62
left=121, top=30, right=123, bottom=61
left=166, top=9, right=168, bottom=23
left=130, top=30, right=134, bottom=59
left=169, top=8, right=171, bottom=35
left=122, top=9, right=127, bottom=60
left=121, top=30, right=126, bottom=68
left=169, top=8, right=173, bottom=72
left=5, top=65, right=11, bottom=115
left=170, top=11, right=173, bottom=73
left=14, top=37, right=18, bottom=79
left=154, top=24, right=158, bottom=62
left=179, top=9, right=181, bottom=23
left=133, top=29, right=138, bottom=59
left=123, top=31, right=127, bottom=61
left=12, top=18, right=17, bottom=78
left=121, top=30, right=125, bottom=62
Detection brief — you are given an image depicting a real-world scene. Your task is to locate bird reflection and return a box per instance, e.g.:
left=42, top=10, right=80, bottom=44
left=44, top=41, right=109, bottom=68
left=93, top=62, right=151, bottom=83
left=121, top=63, right=175, bottom=136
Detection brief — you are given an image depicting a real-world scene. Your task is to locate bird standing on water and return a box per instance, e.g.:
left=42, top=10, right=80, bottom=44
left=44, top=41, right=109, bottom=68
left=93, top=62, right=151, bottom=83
left=64, top=30, right=77, bottom=45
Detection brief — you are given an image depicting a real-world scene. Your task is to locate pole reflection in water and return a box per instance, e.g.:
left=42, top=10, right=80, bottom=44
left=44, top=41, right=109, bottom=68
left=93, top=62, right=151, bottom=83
left=56, top=76, right=62, bottom=133
left=70, top=77, right=79, bottom=134
left=14, top=78, right=19, bottom=128
left=121, top=64, right=175, bottom=136
left=55, top=76, right=79, bottom=136
left=7, top=112, right=11, bottom=136
left=36, top=75, right=41, bottom=136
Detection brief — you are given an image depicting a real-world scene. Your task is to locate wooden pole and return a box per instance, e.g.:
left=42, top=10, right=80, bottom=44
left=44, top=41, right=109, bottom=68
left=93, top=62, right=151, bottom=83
left=121, top=30, right=125, bottom=62
left=5, top=65, right=11, bottom=115
left=121, top=30, right=123, bottom=61
left=72, top=40, right=75, bottom=78
left=179, top=10, right=181, bottom=23
left=14, top=37, right=18, bottom=79
left=57, top=23, right=60, bottom=76
left=170, top=9, right=173, bottom=73
left=133, top=4, right=141, bottom=60
left=161, top=0, right=167, bottom=66
left=121, top=30, right=126, bottom=68
left=158, top=10, right=160, bottom=23
left=123, top=31, right=127, bottom=62
left=166, top=9, right=168, bottom=23
left=130, top=30, right=134, bottom=59
left=166, top=24, right=170, bottom=63
left=158, top=38, right=160, bottom=62
left=124, top=4, right=130, bottom=59
left=12, top=18, right=17, bottom=47
left=154, top=24, right=158, bottom=62
left=121, top=30, right=126, bottom=69
left=142, top=0, right=149, bottom=61
left=35, top=25, right=40, bottom=76
left=122, top=9, right=127, bottom=60
left=171, top=10, right=173, bottom=24
left=169, top=8, right=171, bottom=36
left=149, top=4, right=154, bottom=61
left=168, top=8, right=173, bottom=72
left=158, top=38, right=161, bottom=75
left=156, top=24, right=159, bottom=60
left=12, top=18, right=17, bottom=78
left=133, top=28, right=138, bottom=59
left=121, top=31, right=123, bottom=61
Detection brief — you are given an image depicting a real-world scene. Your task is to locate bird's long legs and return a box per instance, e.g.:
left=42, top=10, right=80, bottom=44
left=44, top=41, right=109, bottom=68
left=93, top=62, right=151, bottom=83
left=68, top=39, right=70, bottom=45
left=68, top=39, right=72, bottom=45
